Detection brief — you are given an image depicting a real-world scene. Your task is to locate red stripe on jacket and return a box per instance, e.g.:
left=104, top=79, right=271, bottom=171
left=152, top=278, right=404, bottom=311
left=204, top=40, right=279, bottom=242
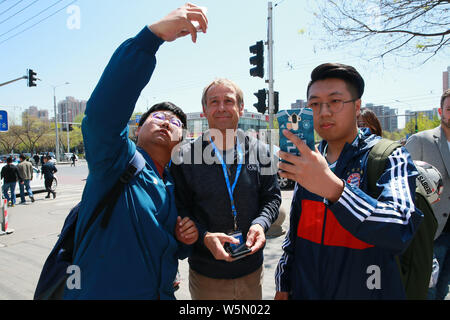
left=297, top=199, right=374, bottom=250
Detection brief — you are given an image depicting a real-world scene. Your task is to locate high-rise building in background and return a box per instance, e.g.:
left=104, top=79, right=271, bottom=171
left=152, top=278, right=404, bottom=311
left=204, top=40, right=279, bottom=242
left=22, top=106, right=49, bottom=122
left=290, top=99, right=307, bottom=109
left=443, top=66, right=450, bottom=92
left=57, top=96, right=87, bottom=125
left=405, top=108, right=439, bottom=123
left=364, top=103, right=398, bottom=132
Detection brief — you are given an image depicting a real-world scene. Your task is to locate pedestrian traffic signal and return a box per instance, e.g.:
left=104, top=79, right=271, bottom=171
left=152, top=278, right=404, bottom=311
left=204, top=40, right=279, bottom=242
left=254, top=89, right=267, bottom=114
left=28, top=69, right=37, bottom=87
left=249, top=41, right=264, bottom=78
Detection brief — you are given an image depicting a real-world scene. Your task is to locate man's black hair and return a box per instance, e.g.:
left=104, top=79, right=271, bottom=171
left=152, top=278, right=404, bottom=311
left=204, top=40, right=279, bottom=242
left=6, top=156, right=12, bottom=164
left=307, top=63, right=365, bottom=100
left=138, top=101, right=187, bottom=128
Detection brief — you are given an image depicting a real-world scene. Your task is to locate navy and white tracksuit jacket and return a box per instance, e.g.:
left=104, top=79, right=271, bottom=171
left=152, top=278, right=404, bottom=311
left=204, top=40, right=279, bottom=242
left=275, top=130, right=423, bottom=299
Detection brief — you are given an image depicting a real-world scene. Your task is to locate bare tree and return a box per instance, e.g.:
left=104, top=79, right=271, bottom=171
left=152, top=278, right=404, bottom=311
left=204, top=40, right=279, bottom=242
left=311, top=0, right=450, bottom=64
left=9, top=115, right=51, bottom=153
left=0, top=127, right=21, bottom=154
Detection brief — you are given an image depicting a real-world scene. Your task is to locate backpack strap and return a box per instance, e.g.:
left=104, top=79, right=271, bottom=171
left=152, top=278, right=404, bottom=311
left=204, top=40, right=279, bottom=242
left=367, top=138, right=402, bottom=198
left=80, top=149, right=146, bottom=242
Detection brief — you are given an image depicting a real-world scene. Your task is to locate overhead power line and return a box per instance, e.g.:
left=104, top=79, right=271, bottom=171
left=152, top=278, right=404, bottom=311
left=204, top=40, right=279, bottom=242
left=0, top=0, right=39, bottom=25
left=0, top=0, right=77, bottom=46
left=0, top=0, right=65, bottom=38
left=0, top=0, right=25, bottom=17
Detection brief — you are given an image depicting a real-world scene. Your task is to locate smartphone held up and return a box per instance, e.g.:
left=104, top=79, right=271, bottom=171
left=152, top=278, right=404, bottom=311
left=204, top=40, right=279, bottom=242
left=276, top=108, right=315, bottom=158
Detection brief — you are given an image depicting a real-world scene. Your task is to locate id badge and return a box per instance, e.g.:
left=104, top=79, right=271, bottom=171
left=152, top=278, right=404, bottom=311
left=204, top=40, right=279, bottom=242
left=229, top=231, right=245, bottom=252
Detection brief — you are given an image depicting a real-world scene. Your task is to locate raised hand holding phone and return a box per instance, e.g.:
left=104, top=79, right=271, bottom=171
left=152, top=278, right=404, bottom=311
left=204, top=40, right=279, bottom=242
left=148, top=3, right=208, bottom=43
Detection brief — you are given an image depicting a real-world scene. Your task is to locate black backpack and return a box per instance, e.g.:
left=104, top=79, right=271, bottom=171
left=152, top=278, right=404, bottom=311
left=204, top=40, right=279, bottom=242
left=34, top=150, right=145, bottom=300
left=367, top=138, right=438, bottom=300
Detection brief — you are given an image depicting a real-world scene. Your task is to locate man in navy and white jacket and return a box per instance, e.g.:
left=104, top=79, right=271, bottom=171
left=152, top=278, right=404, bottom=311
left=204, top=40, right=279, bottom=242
left=275, top=63, right=423, bottom=300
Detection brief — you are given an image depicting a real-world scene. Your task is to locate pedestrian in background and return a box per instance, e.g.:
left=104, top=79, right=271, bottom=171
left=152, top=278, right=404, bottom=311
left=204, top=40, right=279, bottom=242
left=17, top=154, right=35, bottom=204
left=41, top=156, right=57, bottom=199
left=70, top=154, right=77, bottom=167
left=357, top=108, right=383, bottom=136
left=1, top=157, right=20, bottom=207
left=32, top=154, right=40, bottom=167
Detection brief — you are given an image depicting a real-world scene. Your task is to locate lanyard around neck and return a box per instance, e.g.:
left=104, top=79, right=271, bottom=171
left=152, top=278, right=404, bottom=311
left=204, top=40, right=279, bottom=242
left=210, top=136, right=244, bottom=231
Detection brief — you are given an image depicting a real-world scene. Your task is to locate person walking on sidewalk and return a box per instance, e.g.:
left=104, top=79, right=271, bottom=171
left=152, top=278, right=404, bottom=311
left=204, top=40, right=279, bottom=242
left=17, top=154, right=35, bottom=204
left=41, top=156, right=57, bottom=199
left=1, top=157, right=20, bottom=207
left=70, top=154, right=77, bottom=167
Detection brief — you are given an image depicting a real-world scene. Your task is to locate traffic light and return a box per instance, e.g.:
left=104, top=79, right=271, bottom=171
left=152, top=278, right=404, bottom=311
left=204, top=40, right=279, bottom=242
left=274, top=91, right=279, bottom=114
left=254, top=89, right=267, bottom=114
left=28, top=69, right=37, bottom=87
left=249, top=41, right=264, bottom=78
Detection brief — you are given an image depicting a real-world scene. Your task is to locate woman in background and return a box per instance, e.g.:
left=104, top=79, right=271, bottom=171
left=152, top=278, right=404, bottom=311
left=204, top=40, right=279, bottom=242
left=358, top=108, right=383, bottom=136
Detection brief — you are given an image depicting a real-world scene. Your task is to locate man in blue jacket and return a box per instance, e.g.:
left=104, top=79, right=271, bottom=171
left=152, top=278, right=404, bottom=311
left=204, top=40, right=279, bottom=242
left=63, top=4, right=207, bottom=300
left=275, top=63, right=423, bottom=299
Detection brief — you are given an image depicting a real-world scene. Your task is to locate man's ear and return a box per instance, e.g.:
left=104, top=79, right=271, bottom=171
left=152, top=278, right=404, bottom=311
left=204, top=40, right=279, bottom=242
left=355, top=99, right=361, bottom=118
left=135, top=126, right=141, bottom=137
left=239, top=103, right=244, bottom=116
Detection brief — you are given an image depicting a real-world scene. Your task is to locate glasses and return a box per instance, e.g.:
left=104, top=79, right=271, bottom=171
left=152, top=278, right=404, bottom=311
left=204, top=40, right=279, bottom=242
left=307, top=99, right=356, bottom=114
left=150, top=112, right=183, bottom=128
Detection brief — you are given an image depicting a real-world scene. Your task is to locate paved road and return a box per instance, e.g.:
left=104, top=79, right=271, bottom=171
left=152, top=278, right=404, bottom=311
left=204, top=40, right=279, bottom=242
left=0, top=162, right=87, bottom=299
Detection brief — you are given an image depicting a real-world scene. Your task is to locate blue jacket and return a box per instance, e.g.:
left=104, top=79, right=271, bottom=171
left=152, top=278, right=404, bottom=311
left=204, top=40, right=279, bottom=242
left=63, top=27, right=186, bottom=300
left=275, top=130, right=423, bottom=299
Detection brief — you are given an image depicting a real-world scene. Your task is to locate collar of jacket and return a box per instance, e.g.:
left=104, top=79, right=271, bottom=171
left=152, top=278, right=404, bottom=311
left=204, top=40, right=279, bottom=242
left=318, top=128, right=381, bottom=173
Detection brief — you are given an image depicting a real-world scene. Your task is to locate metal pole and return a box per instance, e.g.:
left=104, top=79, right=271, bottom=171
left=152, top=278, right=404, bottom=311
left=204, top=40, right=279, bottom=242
left=53, top=88, right=60, bottom=163
left=0, top=76, right=27, bottom=87
left=415, top=112, right=418, bottom=133
left=267, top=1, right=274, bottom=130
left=66, top=107, right=70, bottom=154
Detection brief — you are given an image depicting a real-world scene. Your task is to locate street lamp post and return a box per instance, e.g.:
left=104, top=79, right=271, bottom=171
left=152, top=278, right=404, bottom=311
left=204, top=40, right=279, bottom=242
left=395, top=99, right=418, bottom=134
left=52, top=82, right=69, bottom=162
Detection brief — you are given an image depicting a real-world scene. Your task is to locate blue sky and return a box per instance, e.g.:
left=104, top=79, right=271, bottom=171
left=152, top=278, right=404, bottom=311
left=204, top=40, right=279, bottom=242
left=1, top=0, right=448, bottom=127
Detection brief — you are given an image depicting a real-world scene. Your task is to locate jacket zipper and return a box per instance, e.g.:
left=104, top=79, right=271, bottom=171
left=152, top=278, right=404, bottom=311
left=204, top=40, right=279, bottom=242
left=319, top=206, right=328, bottom=297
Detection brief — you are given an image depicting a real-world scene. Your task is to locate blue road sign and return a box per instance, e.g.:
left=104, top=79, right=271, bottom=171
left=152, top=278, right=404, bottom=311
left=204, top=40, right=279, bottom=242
left=0, top=110, right=8, bottom=132
left=135, top=114, right=141, bottom=125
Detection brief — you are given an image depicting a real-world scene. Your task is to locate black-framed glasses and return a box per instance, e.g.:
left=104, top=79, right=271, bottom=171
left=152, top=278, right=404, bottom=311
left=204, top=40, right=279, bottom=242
left=307, top=99, right=357, bottom=114
left=150, top=112, right=183, bottom=128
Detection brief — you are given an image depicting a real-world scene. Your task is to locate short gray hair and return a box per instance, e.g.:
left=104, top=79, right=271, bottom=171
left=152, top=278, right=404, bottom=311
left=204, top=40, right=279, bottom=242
left=201, top=78, right=244, bottom=109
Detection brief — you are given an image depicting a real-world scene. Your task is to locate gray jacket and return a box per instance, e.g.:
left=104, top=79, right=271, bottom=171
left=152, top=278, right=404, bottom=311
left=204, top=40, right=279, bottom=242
left=17, top=160, right=34, bottom=181
left=405, top=125, right=450, bottom=239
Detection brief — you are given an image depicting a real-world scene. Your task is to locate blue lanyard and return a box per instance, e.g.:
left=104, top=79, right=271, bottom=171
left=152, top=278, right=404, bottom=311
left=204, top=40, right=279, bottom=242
left=210, top=136, right=244, bottom=231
